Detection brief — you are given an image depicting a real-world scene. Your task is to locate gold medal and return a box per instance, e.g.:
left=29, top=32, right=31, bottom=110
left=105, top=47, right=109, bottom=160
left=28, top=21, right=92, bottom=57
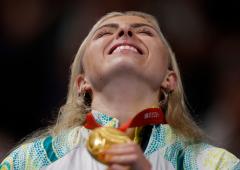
left=86, top=127, right=132, bottom=164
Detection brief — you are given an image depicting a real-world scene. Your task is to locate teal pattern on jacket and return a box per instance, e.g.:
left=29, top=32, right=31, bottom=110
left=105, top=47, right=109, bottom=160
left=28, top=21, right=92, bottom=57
left=1, top=110, right=240, bottom=170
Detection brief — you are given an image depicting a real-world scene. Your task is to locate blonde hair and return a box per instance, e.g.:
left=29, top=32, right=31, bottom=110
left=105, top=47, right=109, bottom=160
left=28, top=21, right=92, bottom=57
left=28, top=11, right=205, bottom=143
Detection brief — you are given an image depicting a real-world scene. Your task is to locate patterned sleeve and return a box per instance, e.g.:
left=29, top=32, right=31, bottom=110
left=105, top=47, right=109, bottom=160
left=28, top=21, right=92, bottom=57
left=196, top=146, right=240, bottom=170
left=0, top=143, right=29, bottom=170
left=0, top=136, right=59, bottom=170
left=0, top=128, right=82, bottom=170
left=0, top=156, right=13, bottom=170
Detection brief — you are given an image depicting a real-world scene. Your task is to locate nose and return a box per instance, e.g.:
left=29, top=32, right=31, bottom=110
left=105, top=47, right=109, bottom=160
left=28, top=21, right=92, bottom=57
left=117, top=27, right=133, bottom=39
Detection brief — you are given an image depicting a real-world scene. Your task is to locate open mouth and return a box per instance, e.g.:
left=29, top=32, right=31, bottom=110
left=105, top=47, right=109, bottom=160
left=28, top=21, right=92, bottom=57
left=108, top=43, right=143, bottom=55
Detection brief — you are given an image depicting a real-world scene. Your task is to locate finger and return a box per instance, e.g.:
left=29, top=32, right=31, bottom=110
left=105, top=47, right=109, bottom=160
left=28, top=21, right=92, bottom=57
left=107, top=164, right=130, bottom=170
left=105, top=144, right=142, bottom=155
left=107, top=154, right=138, bottom=165
left=110, top=142, right=135, bottom=149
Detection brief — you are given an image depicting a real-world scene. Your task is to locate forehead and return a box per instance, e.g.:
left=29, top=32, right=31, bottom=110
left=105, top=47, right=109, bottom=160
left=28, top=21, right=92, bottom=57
left=99, top=15, right=154, bottom=27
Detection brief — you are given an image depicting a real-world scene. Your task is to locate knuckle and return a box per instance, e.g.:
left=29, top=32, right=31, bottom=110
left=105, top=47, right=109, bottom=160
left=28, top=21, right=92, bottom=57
left=129, top=147, right=136, bottom=152
left=131, top=154, right=138, bottom=161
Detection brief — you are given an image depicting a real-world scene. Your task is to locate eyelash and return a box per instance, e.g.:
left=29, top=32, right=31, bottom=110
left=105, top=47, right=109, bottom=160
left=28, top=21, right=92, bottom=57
left=136, top=28, right=153, bottom=36
left=94, top=27, right=154, bottom=39
left=95, top=30, right=113, bottom=39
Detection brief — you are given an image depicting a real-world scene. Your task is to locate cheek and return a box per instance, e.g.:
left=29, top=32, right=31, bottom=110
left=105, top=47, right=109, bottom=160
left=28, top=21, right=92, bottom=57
left=149, top=41, right=169, bottom=69
left=144, top=40, right=169, bottom=85
left=82, top=52, right=96, bottom=78
left=83, top=44, right=102, bottom=69
left=82, top=41, right=109, bottom=79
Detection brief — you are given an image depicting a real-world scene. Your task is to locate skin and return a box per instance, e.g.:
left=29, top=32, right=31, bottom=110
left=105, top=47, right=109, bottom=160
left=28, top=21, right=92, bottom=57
left=76, top=15, right=177, bottom=170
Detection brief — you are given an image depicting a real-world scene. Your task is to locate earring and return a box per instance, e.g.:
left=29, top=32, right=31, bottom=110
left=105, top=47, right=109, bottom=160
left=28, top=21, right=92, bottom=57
left=159, top=88, right=169, bottom=109
left=78, top=89, right=92, bottom=107
left=78, top=91, right=86, bottom=98
left=78, top=85, right=87, bottom=98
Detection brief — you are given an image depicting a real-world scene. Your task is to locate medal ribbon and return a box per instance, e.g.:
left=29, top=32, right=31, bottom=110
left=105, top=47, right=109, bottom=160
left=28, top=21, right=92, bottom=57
left=84, top=108, right=166, bottom=132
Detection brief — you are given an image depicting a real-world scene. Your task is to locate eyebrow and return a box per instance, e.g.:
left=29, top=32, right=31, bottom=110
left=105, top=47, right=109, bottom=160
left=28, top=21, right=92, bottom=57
left=94, top=23, right=159, bottom=34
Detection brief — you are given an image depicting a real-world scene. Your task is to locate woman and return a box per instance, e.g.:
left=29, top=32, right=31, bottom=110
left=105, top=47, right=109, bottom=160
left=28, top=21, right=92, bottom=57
left=1, top=11, right=239, bottom=170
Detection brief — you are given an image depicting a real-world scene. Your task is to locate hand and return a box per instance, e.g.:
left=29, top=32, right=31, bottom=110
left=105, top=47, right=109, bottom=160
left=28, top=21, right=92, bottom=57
left=104, top=142, right=151, bottom=170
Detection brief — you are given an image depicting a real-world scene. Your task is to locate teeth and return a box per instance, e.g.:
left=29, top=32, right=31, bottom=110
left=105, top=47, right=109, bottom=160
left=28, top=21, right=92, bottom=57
left=112, top=45, right=138, bottom=54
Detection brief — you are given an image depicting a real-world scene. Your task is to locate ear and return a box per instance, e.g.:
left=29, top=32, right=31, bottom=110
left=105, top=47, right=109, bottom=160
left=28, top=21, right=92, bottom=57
left=76, top=74, right=92, bottom=94
left=161, top=70, right=177, bottom=92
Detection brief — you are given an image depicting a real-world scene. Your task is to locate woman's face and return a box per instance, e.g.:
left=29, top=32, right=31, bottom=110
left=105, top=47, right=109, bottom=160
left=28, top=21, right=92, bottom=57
left=82, top=15, right=170, bottom=91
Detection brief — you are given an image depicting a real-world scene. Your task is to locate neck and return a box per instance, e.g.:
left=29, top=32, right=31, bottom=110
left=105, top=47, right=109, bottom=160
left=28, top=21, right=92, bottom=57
left=91, top=76, right=160, bottom=124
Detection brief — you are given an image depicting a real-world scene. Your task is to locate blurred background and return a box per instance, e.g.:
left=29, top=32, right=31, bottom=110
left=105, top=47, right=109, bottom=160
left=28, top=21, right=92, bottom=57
left=0, top=0, right=239, bottom=161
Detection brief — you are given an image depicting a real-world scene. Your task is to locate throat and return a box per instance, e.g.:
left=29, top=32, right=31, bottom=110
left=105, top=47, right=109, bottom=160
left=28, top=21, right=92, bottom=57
left=91, top=77, right=160, bottom=124
left=92, top=88, right=158, bottom=125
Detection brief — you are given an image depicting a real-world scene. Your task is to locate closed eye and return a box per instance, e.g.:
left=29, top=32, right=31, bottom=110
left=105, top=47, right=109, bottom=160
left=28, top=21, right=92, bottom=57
left=94, top=30, right=113, bottom=39
left=136, top=28, right=154, bottom=36
left=139, top=31, right=153, bottom=36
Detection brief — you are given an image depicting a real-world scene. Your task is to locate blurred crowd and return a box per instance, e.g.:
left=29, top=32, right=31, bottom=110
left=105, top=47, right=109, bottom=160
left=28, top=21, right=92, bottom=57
left=0, top=0, right=239, bottom=161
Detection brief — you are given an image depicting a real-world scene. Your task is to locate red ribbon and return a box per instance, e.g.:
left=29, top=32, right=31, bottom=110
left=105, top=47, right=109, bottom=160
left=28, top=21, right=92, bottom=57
left=84, top=108, right=166, bottom=132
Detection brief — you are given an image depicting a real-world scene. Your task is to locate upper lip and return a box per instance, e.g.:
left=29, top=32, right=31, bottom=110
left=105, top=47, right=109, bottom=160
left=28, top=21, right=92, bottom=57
left=108, top=42, right=143, bottom=55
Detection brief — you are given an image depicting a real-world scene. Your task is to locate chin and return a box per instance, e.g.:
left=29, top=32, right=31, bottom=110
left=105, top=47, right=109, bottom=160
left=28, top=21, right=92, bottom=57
left=109, top=53, right=144, bottom=65
left=108, top=57, right=142, bottom=72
